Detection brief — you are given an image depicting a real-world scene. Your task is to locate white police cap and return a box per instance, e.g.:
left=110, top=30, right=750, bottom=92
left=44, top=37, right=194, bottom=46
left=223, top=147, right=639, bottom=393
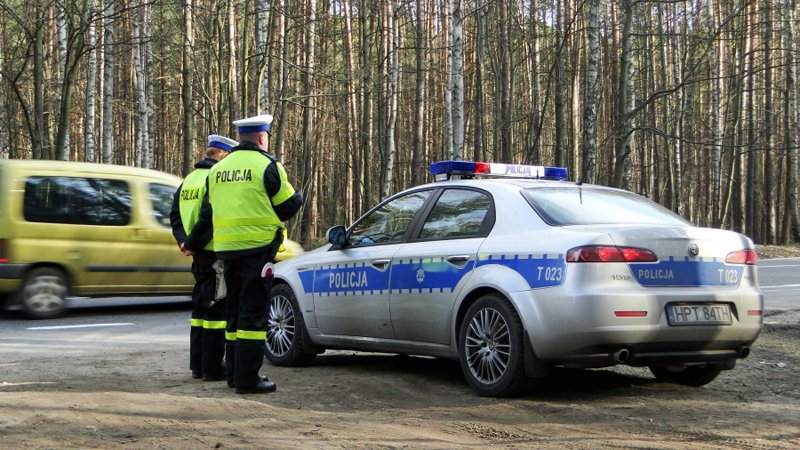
left=233, top=114, right=274, bottom=134
left=207, top=134, right=238, bottom=152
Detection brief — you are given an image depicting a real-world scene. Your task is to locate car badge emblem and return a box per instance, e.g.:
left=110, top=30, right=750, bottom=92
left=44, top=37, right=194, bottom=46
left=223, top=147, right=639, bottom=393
left=688, top=243, right=699, bottom=257
left=416, top=269, right=425, bottom=283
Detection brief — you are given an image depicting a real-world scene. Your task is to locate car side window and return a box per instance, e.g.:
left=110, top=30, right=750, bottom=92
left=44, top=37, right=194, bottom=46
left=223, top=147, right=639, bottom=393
left=419, top=189, right=492, bottom=240
left=349, top=190, right=431, bottom=247
left=23, top=176, right=132, bottom=226
left=149, top=183, right=176, bottom=227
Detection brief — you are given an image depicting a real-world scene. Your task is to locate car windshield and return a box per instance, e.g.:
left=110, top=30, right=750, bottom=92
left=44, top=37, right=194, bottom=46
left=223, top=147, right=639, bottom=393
left=522, top=187, right=689, bottom=226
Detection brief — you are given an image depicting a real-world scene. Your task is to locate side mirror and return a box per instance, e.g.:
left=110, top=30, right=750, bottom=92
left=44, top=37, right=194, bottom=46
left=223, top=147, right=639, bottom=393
left=326, top=225, right=348, bottom=247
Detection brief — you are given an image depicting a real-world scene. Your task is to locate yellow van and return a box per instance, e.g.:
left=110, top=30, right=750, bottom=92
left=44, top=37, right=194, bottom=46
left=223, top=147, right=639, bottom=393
left=0, top=159, right=302, bottom=319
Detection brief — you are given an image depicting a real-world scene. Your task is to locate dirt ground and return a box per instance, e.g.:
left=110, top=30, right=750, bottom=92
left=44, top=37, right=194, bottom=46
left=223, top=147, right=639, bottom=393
left=755, top=244, right=800, bottom=259
left=0, top=307, right=798, bottom=449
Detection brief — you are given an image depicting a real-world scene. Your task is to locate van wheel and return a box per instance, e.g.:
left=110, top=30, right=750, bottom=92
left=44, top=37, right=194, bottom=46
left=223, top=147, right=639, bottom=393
left=20, top=268, right=69, bottom=319
left=649, top=364, right=723, bottom=387
left=264, top=284, right=318, bottom=366
left=458, top=293, right=531, bottom=397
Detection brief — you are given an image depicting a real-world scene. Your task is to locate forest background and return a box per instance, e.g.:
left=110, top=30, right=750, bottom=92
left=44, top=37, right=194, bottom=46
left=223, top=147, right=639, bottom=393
left=0, top=0, right=798, bottom=247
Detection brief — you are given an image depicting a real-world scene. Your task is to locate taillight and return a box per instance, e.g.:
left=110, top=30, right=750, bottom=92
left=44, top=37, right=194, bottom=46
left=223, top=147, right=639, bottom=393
left=566, top=245, right=658, bottom=263
left=725, top=249, right=757, bottom=265
left=0, top=239, right=7, bottom=263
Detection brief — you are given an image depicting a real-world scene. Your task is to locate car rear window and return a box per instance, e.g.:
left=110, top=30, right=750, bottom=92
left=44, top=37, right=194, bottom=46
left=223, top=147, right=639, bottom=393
left=522, top=187, right=688, bottom=226
left=24, top=176, right=132, bottom=226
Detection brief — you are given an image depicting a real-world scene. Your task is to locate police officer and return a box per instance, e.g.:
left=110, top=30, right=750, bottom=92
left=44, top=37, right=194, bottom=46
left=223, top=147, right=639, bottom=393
left=183, top=114, right=302, bottom=394
left=170, top=135, right=236, bottom=381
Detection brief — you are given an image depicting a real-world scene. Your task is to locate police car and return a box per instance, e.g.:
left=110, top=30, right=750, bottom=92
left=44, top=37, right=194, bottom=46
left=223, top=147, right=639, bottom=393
left=266, top=161, right=763, bottom=396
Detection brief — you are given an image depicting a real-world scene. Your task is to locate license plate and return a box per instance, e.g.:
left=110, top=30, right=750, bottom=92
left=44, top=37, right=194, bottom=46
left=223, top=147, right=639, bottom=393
left=667, top=303, right=733, bottom=326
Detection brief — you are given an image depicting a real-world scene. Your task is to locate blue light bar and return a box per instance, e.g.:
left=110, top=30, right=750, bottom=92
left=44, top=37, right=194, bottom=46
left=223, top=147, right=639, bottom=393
left=544, top=167, right=568, bottom=180
left=430, top=160, right=569, bottom=181
left=430, top=160, right=476, bottom=176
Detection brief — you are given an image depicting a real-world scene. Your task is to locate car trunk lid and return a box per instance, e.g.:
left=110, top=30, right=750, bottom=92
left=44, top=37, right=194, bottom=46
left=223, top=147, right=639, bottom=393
left=564, top=224, right=753, bottom=287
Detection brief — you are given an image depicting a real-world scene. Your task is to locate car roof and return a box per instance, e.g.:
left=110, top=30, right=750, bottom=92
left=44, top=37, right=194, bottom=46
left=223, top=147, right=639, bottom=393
left=0, top=159, right=182, bottom=184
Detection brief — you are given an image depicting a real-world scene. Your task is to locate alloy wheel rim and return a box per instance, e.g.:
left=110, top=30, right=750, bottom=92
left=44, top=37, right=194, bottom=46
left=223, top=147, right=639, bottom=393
left=266, top=294, right=295, bottom=357
left=24, top=275, right=67, bottom=313
left=464, top=307, right=511, bottom=384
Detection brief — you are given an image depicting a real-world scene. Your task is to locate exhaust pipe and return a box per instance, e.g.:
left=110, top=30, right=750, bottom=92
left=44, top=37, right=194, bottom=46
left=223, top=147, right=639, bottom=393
left=737, top=346, right=750, bottom=359
left=611, top=348, right=631, bottom=364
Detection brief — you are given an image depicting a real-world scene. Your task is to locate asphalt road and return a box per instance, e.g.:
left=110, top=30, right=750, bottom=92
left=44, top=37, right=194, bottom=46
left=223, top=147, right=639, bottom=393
left=758, top=257, right=800, bottom=311
left=0, top=258, right=797, bottom=359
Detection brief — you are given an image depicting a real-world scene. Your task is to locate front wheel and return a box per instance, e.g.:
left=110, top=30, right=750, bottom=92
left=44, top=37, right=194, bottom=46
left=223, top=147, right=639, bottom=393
left=264, top=284, right=318, bottom=366
left=649, top=364, right=723, bottom=387
left=20, top=267, right=69, bottom=319
left=458, top=294, right=531, bottom=397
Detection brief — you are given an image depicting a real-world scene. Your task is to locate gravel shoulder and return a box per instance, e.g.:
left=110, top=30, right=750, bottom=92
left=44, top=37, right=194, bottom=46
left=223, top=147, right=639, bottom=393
left=1, top=313, right=798, bottom=449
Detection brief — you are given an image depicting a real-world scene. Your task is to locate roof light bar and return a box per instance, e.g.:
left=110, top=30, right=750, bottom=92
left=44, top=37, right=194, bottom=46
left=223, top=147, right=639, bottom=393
left=429, top=160, right=568, bottom=181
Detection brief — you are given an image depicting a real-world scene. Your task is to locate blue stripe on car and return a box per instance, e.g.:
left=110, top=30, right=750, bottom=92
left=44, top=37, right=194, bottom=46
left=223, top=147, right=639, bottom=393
left=296, top=253, right=567, bottom=296
left=629, top=256, right=744, bottom=286
left=475, top=254, right=566, bottom=288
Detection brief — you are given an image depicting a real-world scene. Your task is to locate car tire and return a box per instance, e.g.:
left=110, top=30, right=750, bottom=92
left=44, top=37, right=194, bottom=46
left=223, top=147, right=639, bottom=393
left=649, top=364, right=723, bottom=387
left=264, top=283, right=318, bottom=366
left=20, top=267, right=69, bottom=319
left=458, top=293, right=531, bottom=397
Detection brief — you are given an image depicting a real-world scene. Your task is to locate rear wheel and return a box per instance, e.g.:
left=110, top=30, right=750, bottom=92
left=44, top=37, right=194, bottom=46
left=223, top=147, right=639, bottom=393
left=20, top=267, right=69, bottom=319
left=649, top=364, right=723, bottom=387
left=458, top=293, right=531, bottom=397
left=264, top=284, right=318, bottom=366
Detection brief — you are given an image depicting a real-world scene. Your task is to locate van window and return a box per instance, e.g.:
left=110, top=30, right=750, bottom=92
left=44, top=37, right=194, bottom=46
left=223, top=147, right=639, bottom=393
left=149, top=183, right=176, bottom=227
left=24, top=176, right=132, bottom=226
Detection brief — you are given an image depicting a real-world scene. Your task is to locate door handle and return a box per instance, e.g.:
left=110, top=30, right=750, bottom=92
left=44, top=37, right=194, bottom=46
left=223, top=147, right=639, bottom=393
left=445, top=255, right=471, bottom=267
left=371, top=259, right=391, bottom=270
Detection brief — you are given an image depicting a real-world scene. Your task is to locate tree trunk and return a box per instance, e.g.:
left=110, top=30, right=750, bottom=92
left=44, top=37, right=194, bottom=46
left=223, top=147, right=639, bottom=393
left=32, top=4, right=45, bottom=159
left=300, top=0, right=317, bottom=243
left=708, top=0, right=723, bottom=226
left=359, top=0, right=373, bottom=214
left=343, top=0, right=360, bottom=222
left=554, top=0, right=565, bottom=167
left=785, top=0, right=800, bottom=242
left=102, top=0, right=115, bottom=164
left=85, top=0, right=98, bottom=162
left=612, top=0, right=633, bottom=189
left=227, top=0, right=240, bottom=132
left=256, top=0, right=270, bottom=113
left=761, top=0, right=774, bottom=243
left=273, top=0, right=290, bottom=158
left=524, top=0, right=540, bottom=164
left=133, top=0, right=146, bottom=167
left=473, top=0, right=486, bottom=162
left=498, top=0, right=512, bottom=162
left=143, top=1, right=154, bottom=168
left=745, top=1, right=760, bottom=240
left=55, top=3, right=69, bottom=160
left=581, top=0, right=600, bottom=184
left=671, top=2, right=685, bottom=215
left=381, top=0, right=399, bottom=199
left=412, top=0, right=426, bottom=185
left=182, top=0, right=194, bottom=175
left=443, top=0, right=453, bottom=159
left=450, top=0, right=464, bottom=160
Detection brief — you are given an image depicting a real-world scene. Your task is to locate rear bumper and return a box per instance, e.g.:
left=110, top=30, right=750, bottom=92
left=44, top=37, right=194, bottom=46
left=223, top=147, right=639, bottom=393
left=510, top=285, right=763, bottom=367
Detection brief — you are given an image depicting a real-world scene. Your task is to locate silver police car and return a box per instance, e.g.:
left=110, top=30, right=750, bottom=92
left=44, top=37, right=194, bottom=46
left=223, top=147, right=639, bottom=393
left=266, top=161, right=762, bottom=396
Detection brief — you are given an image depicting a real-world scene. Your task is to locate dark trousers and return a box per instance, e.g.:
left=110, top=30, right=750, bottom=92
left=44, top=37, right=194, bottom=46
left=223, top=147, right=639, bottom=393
left=190, top=250, right=226, bottom=377
left=224, top=242, right=279, bottom=388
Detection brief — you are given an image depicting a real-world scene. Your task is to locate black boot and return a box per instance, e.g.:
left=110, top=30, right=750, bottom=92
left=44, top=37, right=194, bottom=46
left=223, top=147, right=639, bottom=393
left=235, top=375, right=277, bottom=394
